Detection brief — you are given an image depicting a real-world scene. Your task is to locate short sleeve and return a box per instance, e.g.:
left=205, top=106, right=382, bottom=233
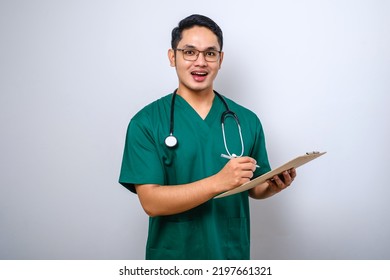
left=119, top=117, right=165, bottom=193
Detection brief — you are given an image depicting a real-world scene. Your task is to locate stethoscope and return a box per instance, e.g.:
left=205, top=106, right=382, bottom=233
left=165, top=89, right=245, bottom=158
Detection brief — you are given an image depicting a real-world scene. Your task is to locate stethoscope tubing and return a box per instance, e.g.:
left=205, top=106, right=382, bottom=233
left=165, top=89, right=244, bottom=157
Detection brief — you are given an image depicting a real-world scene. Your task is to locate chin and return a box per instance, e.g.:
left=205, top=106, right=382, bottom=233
left=188, top=83, right=213, bottom=93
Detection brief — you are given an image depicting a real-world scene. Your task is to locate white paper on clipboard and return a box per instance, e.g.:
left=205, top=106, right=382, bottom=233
left=214, top=151, right=326, bottom=199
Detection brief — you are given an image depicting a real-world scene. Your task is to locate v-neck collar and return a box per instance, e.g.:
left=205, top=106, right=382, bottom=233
left=175, top=93, right=224, bottom=127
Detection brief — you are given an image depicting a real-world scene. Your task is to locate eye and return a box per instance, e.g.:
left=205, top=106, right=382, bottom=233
left=183, top=50, right=196, bottom=56
left=206, top=51, right=217, bottom=57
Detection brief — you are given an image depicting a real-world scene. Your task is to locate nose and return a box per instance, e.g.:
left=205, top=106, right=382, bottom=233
left=194, top=52, right=207, bottom=66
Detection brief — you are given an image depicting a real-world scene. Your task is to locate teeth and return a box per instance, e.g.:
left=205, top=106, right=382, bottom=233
left=192, top=72, right=207, bottom=76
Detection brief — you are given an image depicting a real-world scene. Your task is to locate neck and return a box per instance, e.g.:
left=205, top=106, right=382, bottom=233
left=176, top=87, right=215, bottom=119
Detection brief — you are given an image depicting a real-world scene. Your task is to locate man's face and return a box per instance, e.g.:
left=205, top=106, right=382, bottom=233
left=169, top=26, right=224, bottom=94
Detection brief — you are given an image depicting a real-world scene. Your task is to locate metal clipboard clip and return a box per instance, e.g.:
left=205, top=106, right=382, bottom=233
left=306, top=151, right=320, bottom=155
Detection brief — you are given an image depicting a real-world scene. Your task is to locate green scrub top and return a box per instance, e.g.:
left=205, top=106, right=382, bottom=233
left=119, top=93, right=271, bottom=260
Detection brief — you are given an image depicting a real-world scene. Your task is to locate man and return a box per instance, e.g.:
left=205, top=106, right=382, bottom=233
left=119, top=14, right=296, bottom=260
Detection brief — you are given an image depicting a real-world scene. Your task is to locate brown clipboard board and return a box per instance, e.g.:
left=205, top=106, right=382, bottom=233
left=214, top=151, right=326, bottom=199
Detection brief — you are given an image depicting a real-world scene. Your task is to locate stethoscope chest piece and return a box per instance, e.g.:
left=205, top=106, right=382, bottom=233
left=165, top=134, right=178, bottom=148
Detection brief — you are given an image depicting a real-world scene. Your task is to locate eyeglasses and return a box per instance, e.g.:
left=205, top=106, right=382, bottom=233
left=175, top=48, right=221, bottom=62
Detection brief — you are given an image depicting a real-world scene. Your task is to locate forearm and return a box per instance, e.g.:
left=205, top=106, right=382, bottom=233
left=136, top=157, right=258, bottom=216
left=135, top=175, right=224, bottom=217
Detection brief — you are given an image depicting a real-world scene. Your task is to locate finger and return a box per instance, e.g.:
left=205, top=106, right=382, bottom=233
left=241, top=170, right=254, bottom=180
left=272, top=175, right=285, bottom=188
left=289, top=168, right=297, bottom=179
left=267, top=180, right=281, bottom=193
left=240, top=162, right=257, bottom=172
left=228, top=157, right=256, bottom=170
left=236, top=156, right=257, bottom=165
left=281, top=171, right=292, bottom=186
left=228, top=161, right=255, bottom=174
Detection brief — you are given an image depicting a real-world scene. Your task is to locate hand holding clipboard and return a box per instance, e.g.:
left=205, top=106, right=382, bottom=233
left=214, top=151, right=326, bottom=199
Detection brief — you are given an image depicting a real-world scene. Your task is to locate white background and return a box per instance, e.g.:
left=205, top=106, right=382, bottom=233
left=1, top=0, right=389, bottom=259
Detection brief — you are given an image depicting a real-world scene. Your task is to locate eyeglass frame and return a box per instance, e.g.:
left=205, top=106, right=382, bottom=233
left=175, top=48, right=222, bottom=62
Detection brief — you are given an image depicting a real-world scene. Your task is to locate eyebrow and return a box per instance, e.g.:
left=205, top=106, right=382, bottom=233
left=181, top=44, right=219, bottom=51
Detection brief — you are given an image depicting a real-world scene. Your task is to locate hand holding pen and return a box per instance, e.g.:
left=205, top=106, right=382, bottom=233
left=215, top=154, right=259, bottom=190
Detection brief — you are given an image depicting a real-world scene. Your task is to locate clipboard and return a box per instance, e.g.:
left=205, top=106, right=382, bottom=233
left=214, top=151, right=326, bottom=199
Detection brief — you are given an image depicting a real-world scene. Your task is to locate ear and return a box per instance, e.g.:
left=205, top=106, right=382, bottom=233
left=168, top=49, right=176, bottom=67
left=218, top=51, right=224, bottom=69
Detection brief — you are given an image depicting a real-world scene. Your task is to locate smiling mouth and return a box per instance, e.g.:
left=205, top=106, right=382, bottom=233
left=191, top=71, right=208, bottom=76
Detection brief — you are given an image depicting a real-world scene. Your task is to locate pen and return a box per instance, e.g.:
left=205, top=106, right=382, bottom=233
left=220, top=154, right=260, bottom=168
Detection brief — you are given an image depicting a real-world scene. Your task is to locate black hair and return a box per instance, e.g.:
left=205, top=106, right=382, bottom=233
left=171, top=14, right=223, bottom=51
